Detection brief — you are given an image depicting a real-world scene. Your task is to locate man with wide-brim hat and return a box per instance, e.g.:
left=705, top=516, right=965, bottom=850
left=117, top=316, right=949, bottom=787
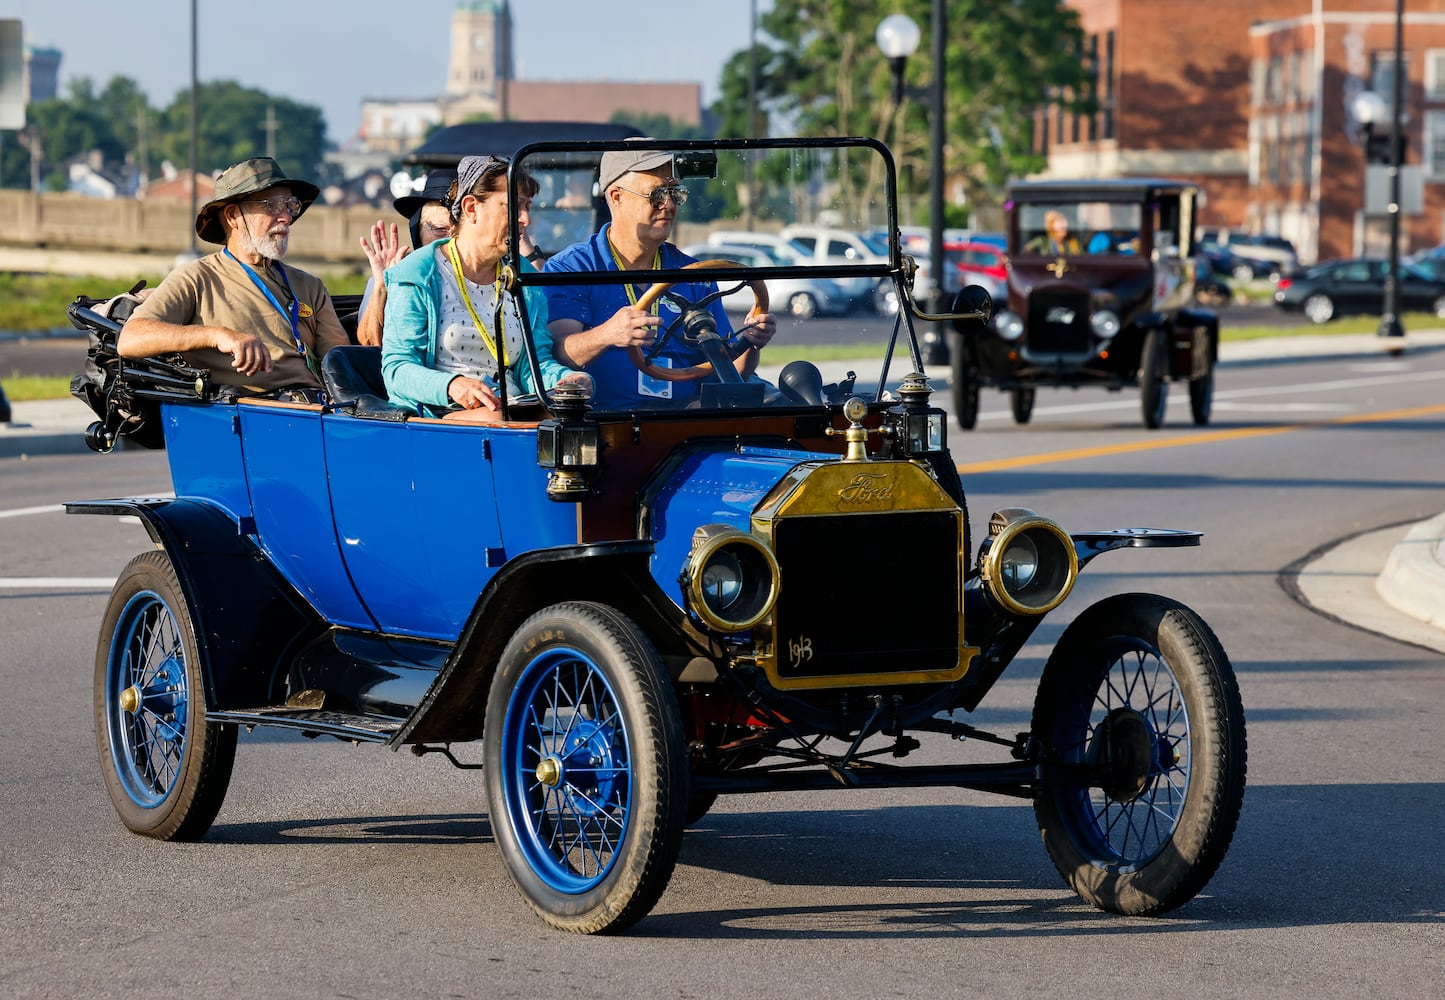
left=120, top=156, right=347, bottom=395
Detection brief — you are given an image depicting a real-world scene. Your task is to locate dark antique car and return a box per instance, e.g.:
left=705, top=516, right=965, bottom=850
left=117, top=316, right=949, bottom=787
left=67, top=138, right=1245, bottom=934
left=951, top=179, right=1219, bottom=430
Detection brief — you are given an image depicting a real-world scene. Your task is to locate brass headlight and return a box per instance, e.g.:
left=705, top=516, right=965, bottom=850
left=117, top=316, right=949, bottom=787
left=680, top=524, right=780, bottom=632
left=978, top=508, right=1077, bottom=615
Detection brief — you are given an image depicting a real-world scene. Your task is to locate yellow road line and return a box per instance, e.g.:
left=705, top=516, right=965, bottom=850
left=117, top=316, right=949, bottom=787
left=956, top=403, right=1445, bottom=474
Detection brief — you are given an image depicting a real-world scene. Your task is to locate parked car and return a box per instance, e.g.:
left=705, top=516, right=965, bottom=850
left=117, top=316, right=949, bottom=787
left=951, top=178, right=1219, bottom=431
left=67, top=137, right=1245, bottom=936
left=780, top=224, right=894, bottom=312
left=952, top=240, right=1008, bottom=286
left=1198, top=228, right=1299, bottom=283
left=1273, top=257, right=1445, bottom=324
left=680, top=242, right=847, bottom=318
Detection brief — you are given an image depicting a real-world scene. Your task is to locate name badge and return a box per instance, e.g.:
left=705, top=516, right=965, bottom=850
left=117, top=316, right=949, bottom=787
left=638, top=356, right=674, bottom=399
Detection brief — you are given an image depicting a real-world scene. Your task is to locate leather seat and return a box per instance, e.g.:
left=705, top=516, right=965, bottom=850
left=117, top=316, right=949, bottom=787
left=322, top=346, right=409, bottom=421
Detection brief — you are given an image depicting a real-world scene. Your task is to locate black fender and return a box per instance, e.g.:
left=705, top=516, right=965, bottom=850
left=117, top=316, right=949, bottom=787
left=395, top=539, right=701, bottom=746
left=65, top=498, right=323, bottom=711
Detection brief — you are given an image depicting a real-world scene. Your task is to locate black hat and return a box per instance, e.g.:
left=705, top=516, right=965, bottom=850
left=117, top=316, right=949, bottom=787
left=393, top=168, right=457, bottom=219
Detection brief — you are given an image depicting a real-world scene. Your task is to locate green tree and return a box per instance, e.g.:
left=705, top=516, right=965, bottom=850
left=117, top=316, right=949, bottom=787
left=715, top=0, right=1094, bottom=222
left=154, top=81, right=328, bottom=180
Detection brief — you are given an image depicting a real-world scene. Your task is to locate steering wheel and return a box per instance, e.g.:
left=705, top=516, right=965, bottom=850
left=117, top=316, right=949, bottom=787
left=628, top=259, right=771, bottom=382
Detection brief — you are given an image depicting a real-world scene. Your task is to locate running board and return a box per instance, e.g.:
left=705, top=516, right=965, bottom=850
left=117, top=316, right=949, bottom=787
left=209, top=708, right=403, bottom=743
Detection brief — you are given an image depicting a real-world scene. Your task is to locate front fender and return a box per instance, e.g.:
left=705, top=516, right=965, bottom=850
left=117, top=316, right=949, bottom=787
left=1073, top=527, right=1202, bottom=569
left=65, top=498, right=322, bottom=711
left=395, top=539, right=702, bottom=745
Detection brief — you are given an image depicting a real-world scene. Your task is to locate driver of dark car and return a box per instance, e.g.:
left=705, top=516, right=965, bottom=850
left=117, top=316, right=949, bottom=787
left=543, top=144, right=776, bottom=409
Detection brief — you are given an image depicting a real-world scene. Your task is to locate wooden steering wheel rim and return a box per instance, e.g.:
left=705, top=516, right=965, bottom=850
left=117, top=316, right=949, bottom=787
left=627, top=259, right=771, bottom=382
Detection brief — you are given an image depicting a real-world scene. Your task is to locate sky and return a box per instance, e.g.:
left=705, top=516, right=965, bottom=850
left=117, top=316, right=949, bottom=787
left=2, top=0, right=769, bottom=143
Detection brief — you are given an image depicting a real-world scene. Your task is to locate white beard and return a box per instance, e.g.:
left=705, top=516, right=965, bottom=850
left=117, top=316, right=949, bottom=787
left=241, top=226, right=289, bottom=260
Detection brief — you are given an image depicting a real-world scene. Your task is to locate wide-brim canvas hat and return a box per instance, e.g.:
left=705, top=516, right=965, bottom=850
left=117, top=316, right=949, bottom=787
left=598, top=142, right=673, bottom=193
left=394, top=168, right=457, bottom=219
left=195, top=157, right=320, bottom=244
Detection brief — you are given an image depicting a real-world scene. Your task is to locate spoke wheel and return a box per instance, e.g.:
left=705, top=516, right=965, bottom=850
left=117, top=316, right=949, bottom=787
left=1010, top=387, right=1035, bottom=425
left=94, top=550, right=235, bottom=840
left=1031, top=594, right=1247, bottom=916
left=485, top=602, right=688, bottom=934
left=1189, top=361, right=1214, bottom=426
left=1139, top=328, right=1168, bottom=429
left=951, top=338, right=980, bottom=430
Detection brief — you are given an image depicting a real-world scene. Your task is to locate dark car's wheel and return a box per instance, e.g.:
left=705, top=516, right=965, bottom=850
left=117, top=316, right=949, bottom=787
left=1031, top=593, right=1246, bottom=917
left=1140, top=328, right=1168, bottom=429
left=786, top=291, right=818, bottom=319
left=485, top=601, right=688, bottom=934
left=1302, top=293, right=1335, bottom=324
left=95, top=551, right=236, bottom=840
left=1010, top=387, right=1035, bottom=425
left=1431, top=295, right=1445, bottom=319
left=1189, top=359, right=1214, bottom=426
left=1230, top=262, right=1255, bottom=283
left=951, top=337, right=980, bottom=430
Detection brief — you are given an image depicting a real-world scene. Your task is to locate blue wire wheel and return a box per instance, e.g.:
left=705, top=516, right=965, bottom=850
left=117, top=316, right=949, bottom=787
left=485, top=602, right=688, bottom=933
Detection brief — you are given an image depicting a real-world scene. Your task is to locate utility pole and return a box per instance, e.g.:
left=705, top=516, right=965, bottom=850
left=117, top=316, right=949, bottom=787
left=135, top=105, right=149, bottom=193
left=261, top=104, right=279, bottom=160
left=188, top=0, right=199, bottom=257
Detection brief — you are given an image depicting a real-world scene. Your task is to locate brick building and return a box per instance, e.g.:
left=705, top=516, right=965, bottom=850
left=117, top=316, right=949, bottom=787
left=1037, top=1, right=1445, bottom=263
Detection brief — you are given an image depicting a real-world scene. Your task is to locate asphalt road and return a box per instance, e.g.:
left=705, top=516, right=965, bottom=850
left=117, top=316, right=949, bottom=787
left=2, top=347, right=1442, bottom=997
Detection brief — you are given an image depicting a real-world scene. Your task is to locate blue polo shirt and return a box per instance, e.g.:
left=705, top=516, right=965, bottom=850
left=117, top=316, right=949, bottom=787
left=543, top=226, right=734, bottom=410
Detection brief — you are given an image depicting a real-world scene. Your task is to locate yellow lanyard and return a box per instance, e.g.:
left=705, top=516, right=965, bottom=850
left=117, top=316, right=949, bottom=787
left=607, top=236, right=661, bottom=312
left=447, top=239, right=505, bottom=367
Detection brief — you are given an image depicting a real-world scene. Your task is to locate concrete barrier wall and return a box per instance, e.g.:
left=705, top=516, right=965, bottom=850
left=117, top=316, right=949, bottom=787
left=0, top=191, right=392, bottom=262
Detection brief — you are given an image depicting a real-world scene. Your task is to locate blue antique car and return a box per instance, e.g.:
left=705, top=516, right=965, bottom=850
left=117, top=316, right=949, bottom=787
left=67, top=137, right=1246, bottom=934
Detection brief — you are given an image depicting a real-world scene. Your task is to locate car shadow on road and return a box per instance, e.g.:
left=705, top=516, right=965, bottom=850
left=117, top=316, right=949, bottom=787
left=640, top=781, right=1443, bottom=937
left=207, top=813, right=492, bottom=846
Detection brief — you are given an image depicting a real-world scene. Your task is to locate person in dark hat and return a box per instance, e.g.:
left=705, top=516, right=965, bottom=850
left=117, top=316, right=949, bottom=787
left=356, top=168, right=457, bottom=347
left=543, top=143, right=776, bottom=409
left=119, top=156, right=348, bottom=396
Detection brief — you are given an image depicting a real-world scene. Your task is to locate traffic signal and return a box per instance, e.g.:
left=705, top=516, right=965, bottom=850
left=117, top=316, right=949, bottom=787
left=1365, top=128, right=1407, bottom=165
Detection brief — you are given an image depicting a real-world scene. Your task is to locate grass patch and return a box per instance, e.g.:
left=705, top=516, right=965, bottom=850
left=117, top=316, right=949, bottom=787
left=1220, top=311, right=1439, bottom=341
left=0, top=271, right=372, bottom=332
left=2, top=373, right=73, bottom=401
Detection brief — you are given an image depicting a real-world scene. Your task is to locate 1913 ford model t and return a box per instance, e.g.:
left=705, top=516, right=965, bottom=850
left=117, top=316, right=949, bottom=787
left=68, top=138, right=1245, bottom=934
left=951, top=179, right=1219, bottom=430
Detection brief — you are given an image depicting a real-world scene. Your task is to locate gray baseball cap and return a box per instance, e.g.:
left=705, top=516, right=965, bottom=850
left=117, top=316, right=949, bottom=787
left=598, top=143, right=673, bottom=193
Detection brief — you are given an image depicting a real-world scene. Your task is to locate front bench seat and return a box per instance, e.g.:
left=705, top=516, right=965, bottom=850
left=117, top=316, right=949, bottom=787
left=322, top=346, right=409, bottom=421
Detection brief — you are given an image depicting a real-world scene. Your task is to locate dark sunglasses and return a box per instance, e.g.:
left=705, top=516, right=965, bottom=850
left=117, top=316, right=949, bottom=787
left=617, top=184, right=689, bottom=209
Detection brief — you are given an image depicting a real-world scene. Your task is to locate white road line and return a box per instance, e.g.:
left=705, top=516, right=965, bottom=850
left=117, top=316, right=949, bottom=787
left=0, top=577, right=115, bottom=589
left=0, top=504, right=64, bottom=519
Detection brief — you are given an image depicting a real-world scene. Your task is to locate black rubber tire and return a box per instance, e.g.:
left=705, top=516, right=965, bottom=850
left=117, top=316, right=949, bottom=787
left=94, top=550, right=236, bottom=841
left=1432, top=295, right=1445, bottom=319
left=951, top=338, right=980, bottom=430
left=1230, top=262, right=1254, bottom=283
left=1140, top=328, right=1168, bottom=430
left=484, top=601, right=689, bottom=934
left=1031, top=593, right=1247, bottom=916
left=684, top=791, right=719, bottom=826
left=1189, top=360, right=1214, bottom=426
left=1010, top=387, right=1035, bottom=425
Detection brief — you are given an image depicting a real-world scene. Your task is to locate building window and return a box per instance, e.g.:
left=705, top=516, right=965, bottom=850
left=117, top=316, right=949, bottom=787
left=1102, top=30, right=1115, bottom=140
left=1251, top=58, right=1265, bottom=108
left=1426, top=50, right=1445, bottom=100
left=1426, top=111, right=1445, bottom=180
left=1371, top=52, right=1410, bottom=116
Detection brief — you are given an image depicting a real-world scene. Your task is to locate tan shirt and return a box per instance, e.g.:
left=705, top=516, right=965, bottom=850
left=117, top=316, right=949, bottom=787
left=131, top=251, right=349, bottom=391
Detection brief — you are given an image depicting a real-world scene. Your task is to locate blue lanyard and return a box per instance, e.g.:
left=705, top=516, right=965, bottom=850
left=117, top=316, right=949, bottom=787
left=225, top=248, right=304, bottom=356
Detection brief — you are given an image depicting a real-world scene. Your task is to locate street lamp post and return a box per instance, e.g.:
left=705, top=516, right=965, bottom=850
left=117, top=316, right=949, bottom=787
left=876, top=5, right=949, bottom=366
left=1380, top=0, right=1405, bottom=340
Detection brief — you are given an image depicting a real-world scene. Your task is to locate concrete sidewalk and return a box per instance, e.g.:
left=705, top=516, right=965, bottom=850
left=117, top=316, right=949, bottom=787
left=3, top=329, right=1444, bottom=651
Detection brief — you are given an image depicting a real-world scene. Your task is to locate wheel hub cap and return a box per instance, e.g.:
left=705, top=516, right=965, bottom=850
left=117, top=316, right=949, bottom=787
left=1095, top=707, right=1156, bottom=801
left=119, top=684, right=142, bottom=715
left=535, top=756, right=563, bottom=787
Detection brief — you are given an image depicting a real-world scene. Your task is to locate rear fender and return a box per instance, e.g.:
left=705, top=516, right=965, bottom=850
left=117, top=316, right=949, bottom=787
left=395, top=540, right=701, bottom=745
left=65, top=498, right=322, bottom=711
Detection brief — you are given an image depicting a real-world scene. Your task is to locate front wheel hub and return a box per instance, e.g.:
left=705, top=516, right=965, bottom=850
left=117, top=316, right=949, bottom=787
left=1093, top=707, right=1156, bottom=802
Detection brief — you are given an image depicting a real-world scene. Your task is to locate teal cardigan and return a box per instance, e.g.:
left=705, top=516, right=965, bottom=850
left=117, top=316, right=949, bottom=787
left=380, top=240, right=572, bottom=417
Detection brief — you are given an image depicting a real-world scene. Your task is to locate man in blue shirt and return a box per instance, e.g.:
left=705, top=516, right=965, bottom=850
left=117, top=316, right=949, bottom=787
left=544, top=146, right=776, bottom=409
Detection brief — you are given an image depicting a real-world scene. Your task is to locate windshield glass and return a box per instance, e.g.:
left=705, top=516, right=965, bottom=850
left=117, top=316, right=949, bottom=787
left=1017, top=202, right=1144, bottom=256
left=511, top=139, right=925, bottom=418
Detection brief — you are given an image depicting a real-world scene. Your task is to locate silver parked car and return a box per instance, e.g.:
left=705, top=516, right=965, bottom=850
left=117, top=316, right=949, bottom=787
left=681, top=243, right=848, bottom=318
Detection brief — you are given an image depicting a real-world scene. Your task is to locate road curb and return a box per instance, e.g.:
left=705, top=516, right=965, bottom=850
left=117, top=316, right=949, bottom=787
left=1376, top=513, right=1445, bottom=630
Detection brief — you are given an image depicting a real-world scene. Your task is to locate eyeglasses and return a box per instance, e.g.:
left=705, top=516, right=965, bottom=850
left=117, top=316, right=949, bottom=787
left=243, top=195, right=304, bottom=218
left=617, top=184, right=689, bottom=209
left=420, top=221, right=455, bottom=239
